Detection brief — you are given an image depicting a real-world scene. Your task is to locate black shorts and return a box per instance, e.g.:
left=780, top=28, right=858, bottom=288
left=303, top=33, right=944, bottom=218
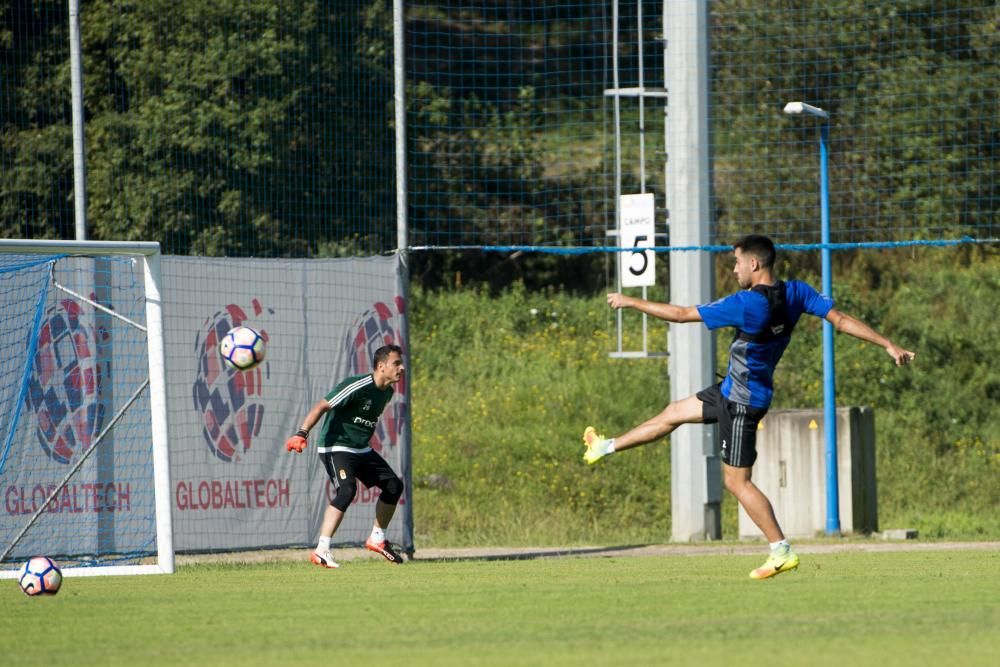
left=320, top=449, right=400, bottom=497
left=696, top=384, right=768, bottom=468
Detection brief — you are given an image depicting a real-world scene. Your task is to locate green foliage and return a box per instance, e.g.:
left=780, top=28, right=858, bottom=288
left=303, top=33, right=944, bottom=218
left=412, top=252, right=1000, bottom=545
left=0, top=0, right=75, bottom=239
left=408, top=84, right=546, bottom=246
left=410, top=283, right=674, bottom=546
left=2, top=0, right=396, bottom=255
left=711, top=0, right=998, bottom=242
left=767, top=249, right=1000, bottom=537
left=3, top=1, right=995, bottom=271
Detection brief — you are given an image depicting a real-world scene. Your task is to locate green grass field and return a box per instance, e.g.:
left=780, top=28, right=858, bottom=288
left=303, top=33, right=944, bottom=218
left=3, top=548, right=998, bottom=666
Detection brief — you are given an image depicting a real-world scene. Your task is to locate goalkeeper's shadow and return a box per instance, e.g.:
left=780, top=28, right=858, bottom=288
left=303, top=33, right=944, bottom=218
left=407, top=544, right=651, bottom=563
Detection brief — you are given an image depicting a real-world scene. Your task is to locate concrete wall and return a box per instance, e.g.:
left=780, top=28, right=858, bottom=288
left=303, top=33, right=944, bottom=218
left=738, top=407, right=877, bottom=539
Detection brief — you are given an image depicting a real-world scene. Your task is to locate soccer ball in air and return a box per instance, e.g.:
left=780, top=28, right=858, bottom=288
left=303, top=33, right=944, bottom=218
left=219, top=326, right=267, bottom=371
left=18, top=556, right=62, bottom=596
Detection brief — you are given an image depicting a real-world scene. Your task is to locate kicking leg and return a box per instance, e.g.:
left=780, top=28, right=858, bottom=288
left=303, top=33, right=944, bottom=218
left=615, top=394, right=705, bottom=451
left=583, top=394, right=704, bottom=463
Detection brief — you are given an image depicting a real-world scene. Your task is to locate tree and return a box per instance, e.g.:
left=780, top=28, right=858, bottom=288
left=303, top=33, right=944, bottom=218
left=709, top=0, right=998, bottom=244
left=0, top=0, right=76, bottom=240
left=2, top=0, right=397, bottom=256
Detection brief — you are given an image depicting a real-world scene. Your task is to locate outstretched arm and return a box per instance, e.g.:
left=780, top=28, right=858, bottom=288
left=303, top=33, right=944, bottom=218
left=825, top=308, right=916, bottom=366
left=606, top=293, right=702, bottom=323
left=298, top=400, right=332, bottom=433
left=285, top=400, right=331, bottom=453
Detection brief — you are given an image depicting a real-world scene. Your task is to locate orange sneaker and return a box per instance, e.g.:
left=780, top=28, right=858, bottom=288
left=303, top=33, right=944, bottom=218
left=749, top=548, right=799, bottom=580
left=365, top=538, right=404, bottom=564
left=310, top=550, right=339, bottom=569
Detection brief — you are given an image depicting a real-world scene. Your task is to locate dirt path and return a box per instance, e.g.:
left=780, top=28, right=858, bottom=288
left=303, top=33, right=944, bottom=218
left=176, top=540, right=999, bottom=566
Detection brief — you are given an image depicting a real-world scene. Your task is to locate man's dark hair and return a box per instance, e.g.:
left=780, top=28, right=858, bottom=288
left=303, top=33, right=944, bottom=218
left=373, top=344, right=403, bottom=368
left=734, top=234, right=776, bottom=269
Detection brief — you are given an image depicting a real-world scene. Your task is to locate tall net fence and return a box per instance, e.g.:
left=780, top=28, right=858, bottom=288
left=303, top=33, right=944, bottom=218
left=1, top=1, right=996, bottom=255
left=710, top=1, right=997, bottom=248
left=2, top=1, right=397, bottom=257
left=406, top=2, right=618, bottom=249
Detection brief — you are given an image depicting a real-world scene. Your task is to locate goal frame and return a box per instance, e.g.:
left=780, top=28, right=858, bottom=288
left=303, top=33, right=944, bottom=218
left=0, top=239, right=174, bottom=577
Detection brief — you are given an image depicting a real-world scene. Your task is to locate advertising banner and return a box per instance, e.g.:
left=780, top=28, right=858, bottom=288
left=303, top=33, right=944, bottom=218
left=162, top=255, right=410, bottom=553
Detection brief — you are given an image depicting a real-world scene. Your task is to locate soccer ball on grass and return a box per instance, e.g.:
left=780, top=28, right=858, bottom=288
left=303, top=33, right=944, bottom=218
left=219, top=326, right=267, bottom=371
left=18, top=556, right=62, bottom=596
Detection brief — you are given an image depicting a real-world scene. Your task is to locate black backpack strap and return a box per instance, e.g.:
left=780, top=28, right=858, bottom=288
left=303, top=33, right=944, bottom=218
left=735, top=281, right=793, bottom=343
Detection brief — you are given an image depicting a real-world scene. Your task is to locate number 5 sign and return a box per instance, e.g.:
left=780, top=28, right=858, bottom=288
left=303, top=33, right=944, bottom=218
left=619, top=193, right=656, bottom=288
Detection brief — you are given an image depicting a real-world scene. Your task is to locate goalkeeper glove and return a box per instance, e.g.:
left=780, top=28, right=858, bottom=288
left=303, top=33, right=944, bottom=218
left=286, top=429, right=309, bottom=453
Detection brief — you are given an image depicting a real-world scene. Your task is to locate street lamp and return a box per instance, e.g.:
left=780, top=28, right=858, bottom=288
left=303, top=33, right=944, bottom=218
left=783, top=101, right=841, bottom=536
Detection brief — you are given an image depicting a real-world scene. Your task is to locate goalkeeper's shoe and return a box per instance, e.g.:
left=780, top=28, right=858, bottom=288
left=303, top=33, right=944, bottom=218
left=749, top=547, right=799, bottom=580
left=582, top=426, right=613, bottom=465
left=310, top=550, right=339, bottom=569
left=365, top=538, right=404, bottom=564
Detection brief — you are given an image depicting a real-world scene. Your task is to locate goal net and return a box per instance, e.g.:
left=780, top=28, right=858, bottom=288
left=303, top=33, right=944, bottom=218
left=0, top=240, right=173, bottom=578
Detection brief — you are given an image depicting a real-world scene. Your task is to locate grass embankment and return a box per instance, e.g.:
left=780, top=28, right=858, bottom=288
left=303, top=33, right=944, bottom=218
left=409, top=250, right=999, bottom=546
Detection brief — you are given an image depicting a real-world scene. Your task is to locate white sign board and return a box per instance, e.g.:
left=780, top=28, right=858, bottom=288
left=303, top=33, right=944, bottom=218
left=619, top=193, right=656, bottom=287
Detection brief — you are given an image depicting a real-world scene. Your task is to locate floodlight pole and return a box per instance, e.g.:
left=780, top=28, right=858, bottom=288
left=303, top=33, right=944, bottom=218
left=783, top=101, right=841, bottom=536
left=69, top=0, right=88, bottom=240
left=393, top=0, right=414, bottom=554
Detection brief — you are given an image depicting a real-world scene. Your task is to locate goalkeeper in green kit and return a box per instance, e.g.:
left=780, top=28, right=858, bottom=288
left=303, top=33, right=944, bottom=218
left=285, top=344, right=406, bottom=568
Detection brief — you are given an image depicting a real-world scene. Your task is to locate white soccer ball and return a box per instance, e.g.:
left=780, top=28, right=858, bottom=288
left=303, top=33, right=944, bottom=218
left=219, top=326, right=267, bottom=371
left=18, top=556, right=62, bottom=596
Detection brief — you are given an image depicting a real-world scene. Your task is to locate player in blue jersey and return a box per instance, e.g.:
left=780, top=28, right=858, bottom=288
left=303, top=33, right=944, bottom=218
left=583, top=235, right=915, bottom=579
left=286, top=344, right=406, bottom=568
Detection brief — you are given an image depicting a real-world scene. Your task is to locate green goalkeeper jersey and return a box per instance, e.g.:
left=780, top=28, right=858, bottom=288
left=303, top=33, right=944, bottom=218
left=316, top=373, right=394, bottom=452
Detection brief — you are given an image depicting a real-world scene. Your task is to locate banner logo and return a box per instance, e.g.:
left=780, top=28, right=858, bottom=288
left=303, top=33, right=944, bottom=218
left=344, top=298, right=407, bottom=453
left=26, top=299, right=109, bottom=465
left=193, top=300, right=271, bottom=463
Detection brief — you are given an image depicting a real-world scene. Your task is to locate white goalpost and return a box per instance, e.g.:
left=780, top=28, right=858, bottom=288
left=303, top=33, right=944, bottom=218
left=0, top=239, right=174, bottom=577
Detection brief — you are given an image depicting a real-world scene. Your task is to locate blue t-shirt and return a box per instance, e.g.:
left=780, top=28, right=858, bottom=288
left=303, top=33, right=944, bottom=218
left=696, top=280, right=834, bottom=408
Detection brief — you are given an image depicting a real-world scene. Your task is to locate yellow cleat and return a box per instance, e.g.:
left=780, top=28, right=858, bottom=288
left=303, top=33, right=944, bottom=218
left=582, top=426, right=612, bottom=465
left=749, top=549, right=800, bottom=580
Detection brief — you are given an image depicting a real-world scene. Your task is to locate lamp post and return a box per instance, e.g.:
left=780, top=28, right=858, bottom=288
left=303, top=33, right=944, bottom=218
left=783, top=101, right=841, bottom=536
